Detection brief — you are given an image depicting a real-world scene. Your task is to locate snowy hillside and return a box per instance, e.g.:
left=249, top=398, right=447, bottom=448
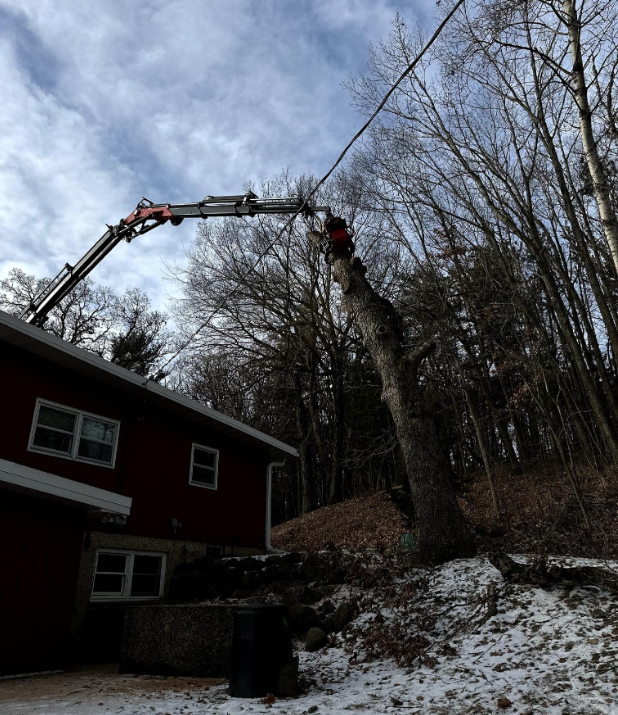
left=2, top=555, right=618, bottom=714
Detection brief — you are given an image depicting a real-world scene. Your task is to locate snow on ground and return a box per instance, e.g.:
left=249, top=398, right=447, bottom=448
left=2, top=555, right=618, bottom=714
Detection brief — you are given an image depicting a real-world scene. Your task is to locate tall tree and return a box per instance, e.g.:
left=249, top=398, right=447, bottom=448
left=327, top=244, right=477, bottom=563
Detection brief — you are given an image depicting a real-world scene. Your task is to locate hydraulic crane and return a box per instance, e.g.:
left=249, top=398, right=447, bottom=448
left=20, top=192, right=354, bottom=327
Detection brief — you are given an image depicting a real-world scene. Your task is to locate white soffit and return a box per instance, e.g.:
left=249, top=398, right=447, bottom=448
left=0, top=457, right=132, bottom=515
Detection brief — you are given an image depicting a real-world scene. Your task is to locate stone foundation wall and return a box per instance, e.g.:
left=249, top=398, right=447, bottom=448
left=70, top=532, right=251, bottom=661
left=119, top=604, right=237, bottom=677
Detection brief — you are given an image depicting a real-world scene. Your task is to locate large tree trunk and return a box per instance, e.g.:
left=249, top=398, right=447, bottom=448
left=329, top=249, right=476, bottom=564
left=295, top=370, right=316, bottom=513
left=329, top=354, right=346, bottom=504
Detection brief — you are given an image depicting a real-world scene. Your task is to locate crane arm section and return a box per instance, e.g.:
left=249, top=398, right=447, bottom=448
left=20, top=193, right=330, bottom=327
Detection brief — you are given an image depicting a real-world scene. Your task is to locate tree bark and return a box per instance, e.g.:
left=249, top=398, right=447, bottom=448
left=563, top=0, right=618, bottom=277
left=329, top=248, right=476, bottom=564
left=489, top=552, right=618, bottom=592
left=464, top=387, right=500, bottom=515
left=294, top=369, right=316, bottom=513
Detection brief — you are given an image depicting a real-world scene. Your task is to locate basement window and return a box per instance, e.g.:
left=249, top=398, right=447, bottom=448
left=29, top=399, right=119, bottom=467
left=189, top=444, right=219, bottom=489
left=91, top=550, right=166, bottom=601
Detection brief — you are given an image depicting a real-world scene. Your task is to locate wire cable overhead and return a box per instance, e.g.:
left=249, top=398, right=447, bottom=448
left=159, top=0, right=466, bottom=373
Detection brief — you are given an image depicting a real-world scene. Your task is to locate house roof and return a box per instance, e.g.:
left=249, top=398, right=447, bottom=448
left=0, top=310, right=298, bottom=460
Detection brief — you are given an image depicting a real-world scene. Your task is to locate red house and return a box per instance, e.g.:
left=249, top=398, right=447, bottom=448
left=0, top=309, right=296, bottom=675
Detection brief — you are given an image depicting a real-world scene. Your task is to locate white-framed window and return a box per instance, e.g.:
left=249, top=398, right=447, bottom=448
left=189, top=443, right=219, bottom=489
left=29, top=399, right=120, bottom=468
left=91, top=549, right=166, bottom=601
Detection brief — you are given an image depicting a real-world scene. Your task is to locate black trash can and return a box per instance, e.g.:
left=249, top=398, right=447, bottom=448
left=228, top=604, right=297, bottom=697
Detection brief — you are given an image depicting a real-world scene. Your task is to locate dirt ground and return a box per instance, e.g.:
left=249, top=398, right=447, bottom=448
left=0, top=664, right=226, bottom=714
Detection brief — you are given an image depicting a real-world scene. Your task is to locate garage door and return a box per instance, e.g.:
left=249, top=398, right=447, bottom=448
left=0, top=488, right=86, bottom=675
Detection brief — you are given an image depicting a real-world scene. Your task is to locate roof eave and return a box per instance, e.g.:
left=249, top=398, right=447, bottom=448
left=0, top=311, right=298, bottom=460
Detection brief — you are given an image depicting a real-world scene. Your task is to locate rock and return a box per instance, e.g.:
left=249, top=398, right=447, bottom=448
left=240, top=571, right=257, bottom=589
left=298, top=554, right=321, bottom=582
left=270, top=579, right=293, bottom=595
left=278, top=552, right=303, bottom=565
left=315, top=585, right=337, bottom=599
left=289, top=605, right=322, bottom=637
left=214, top=583, right=236, bottom=600
left=237, top=557, right=264, bottom=572
left=330, top=600, right=356, bottom=632
left=256, top=564, right=288, bottom=585
left=224, top=567, right=242, bottom=584
left=318, top=599, right=335, bottom=616
left=276, top=655, right=299, bottom=696
left=316, top=565, right=345, bottom=586
left=299, top=587, right=322, bottom=604
left=281, top=588, right=300, bottom=608
left=232, top=587, right=253, bottom=599
left=193, top=556, right=225, bottom=574
left=305, top=627, right=327, bottom=652
left=282, top=585, right=321, bottom=607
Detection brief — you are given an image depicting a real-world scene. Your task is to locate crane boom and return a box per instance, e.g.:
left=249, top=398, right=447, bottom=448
left=21, top=192, right=331, bottom=327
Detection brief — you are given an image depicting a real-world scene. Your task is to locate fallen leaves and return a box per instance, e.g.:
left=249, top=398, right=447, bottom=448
left=271, top=490, right=410, bottom=552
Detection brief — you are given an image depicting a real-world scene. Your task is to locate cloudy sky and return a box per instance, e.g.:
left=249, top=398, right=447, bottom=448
left=0, top=0, right=435, bottom=311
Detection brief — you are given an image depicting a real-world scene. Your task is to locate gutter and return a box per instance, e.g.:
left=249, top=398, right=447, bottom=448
left=265, top=461, right=285, bottom=552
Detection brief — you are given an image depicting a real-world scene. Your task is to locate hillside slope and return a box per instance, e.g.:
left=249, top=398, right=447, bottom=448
left=273, top=461, right=618, bottom=558
left=271, top=489, right=413, bottom=552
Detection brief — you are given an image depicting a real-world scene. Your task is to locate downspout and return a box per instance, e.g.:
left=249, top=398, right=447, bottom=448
left=266, top=461, right=285, bottom=552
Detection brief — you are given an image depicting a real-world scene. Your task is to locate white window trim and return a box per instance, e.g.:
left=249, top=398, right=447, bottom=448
left=189, top=442, right=219, bottom=490
left=90, top=548, right=167, bottom=602
left=28, top=398, right=120, bottom=469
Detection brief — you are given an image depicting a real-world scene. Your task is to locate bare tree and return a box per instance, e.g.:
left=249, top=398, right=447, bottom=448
left=0, top=268, right=171, bottom=378
left=337, top=6, right=618, bottom=531
left=172, top=175, right=403, bottom=514
left=326, top=246, right=476, bottom=563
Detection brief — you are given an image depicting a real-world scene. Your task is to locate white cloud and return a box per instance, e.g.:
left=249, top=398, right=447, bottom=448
left=0, top=0, right=434, bottom=311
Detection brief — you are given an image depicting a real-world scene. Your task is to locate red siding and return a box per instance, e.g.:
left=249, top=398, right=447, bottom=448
left=0, top=489, right=86, bottom=674
left=0, top=343, right=271, bottom=548
left=122, top=412, right=269, bottom=545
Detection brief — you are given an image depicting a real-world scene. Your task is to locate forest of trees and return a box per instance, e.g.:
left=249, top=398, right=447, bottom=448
left=4, top=1, right=618, bottom=535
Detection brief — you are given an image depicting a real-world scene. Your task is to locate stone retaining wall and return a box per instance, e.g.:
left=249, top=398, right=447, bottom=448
left=120, top=604, right=237, bottom=677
